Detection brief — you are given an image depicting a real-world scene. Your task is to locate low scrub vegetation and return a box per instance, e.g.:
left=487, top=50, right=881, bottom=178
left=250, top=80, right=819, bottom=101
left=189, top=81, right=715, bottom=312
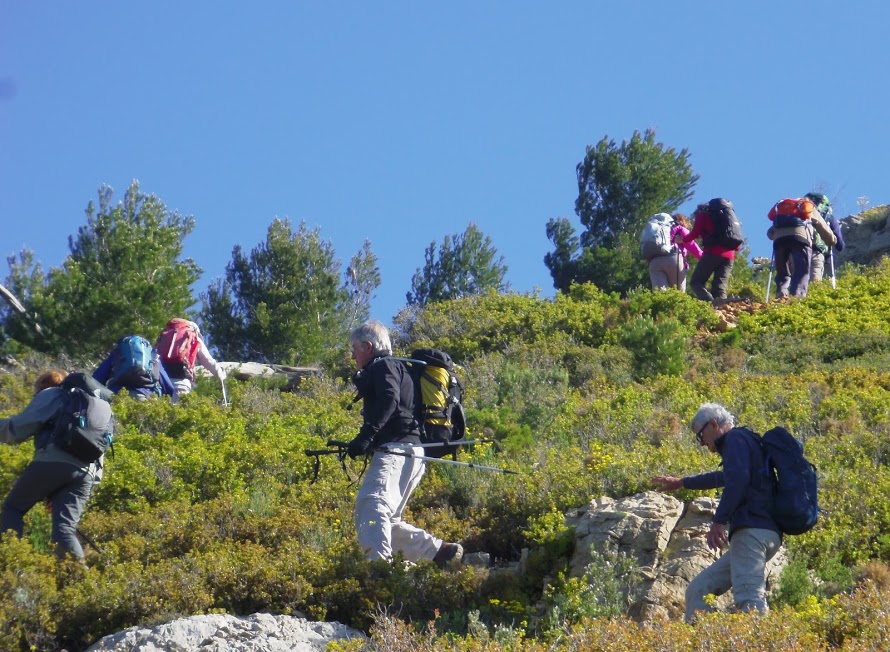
left=5, top=262, right=890, bottom=650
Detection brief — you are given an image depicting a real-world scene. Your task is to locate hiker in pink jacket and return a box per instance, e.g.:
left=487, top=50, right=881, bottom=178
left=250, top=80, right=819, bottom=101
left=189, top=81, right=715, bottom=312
left=670, top=214, right=703, bottom=292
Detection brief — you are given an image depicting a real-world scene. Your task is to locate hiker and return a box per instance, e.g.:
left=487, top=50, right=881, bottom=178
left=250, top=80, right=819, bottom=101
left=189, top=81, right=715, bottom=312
left=675, top=200, right=743, bottom=303
left=346, top=320, right=463, bottom=567
left=768, top=198, right=817, bottom=299
left=0, top=371, right=104, bottom=560
left=156, top=319, right=226, bottom=398
left=805, top=193, right=845, bottom=284
left=646, top=213, right=702, bottom=292
left=669, top=213, right=703, bottom=292
left=93, top=336, right=176, bottom=400
left=651, top=403, right=781, bottom=622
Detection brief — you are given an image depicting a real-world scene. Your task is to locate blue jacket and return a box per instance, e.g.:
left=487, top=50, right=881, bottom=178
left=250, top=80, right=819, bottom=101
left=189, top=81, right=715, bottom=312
left=94, top=350, right=176, bottom=398
left=683, top=427, right=780, bottom=538
left=828, top=214, right=845, bottom=252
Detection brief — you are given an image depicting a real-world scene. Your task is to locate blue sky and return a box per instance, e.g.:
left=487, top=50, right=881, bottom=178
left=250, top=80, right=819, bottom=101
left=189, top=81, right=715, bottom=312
left=2, top=2, right=888, bottom=327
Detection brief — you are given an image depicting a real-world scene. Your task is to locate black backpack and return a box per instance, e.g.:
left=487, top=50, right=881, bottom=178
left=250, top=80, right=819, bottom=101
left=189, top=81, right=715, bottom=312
left=702, top=198, right=744, bottom=249
left=757, top=426, right=819, bottom=535
left=405, top=348, right=466, bottom=458
left=51, top=373, right=115, bottom=464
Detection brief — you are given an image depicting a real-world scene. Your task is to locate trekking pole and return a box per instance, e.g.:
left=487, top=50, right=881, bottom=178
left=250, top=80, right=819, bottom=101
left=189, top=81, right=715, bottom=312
left=220, top=377, right=229, bottom=407
left=304, top=441, right=366, bottom=484
left=76, top=527, right=105, bottom=556
left=828, top=247, right=837, bottom=290
left=376, top=447, right=518, bottom=474
left=765, top=252, right=775, bottom=304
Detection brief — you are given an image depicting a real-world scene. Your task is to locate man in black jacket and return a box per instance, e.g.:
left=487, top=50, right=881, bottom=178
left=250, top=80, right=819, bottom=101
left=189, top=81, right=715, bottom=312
left=347, top=320, right=462, bottom=567
left=652, top=403, right=782, bottom=622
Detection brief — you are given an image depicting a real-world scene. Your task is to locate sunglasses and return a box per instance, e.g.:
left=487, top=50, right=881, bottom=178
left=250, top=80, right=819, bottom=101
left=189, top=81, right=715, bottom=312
left=695, top=422, right=708, bottom=444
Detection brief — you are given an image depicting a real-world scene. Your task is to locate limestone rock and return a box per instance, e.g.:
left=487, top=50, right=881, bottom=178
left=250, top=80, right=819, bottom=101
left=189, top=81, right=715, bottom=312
left=85, top=613, right=364, bottom=652
left=567, top=491, right=787, bottom=621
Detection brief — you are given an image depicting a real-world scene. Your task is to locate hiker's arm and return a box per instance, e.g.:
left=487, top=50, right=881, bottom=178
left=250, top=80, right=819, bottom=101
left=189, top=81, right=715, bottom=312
left=682, top=470, right=724, bottom=491
left=93, top=355, right=113, bottom=385
left=829, top=215, right=845, bottom=251
left=0, top=390, right=59, bottom=444
left=356, top=363, right=400, bottom=443
left=196, top=340, right=226, bottom=380
left=711, top=436, right=751, bottom=525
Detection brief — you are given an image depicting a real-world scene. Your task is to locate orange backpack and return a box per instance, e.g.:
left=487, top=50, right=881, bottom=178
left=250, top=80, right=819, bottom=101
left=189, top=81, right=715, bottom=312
left=768, top=198, right=815, bottom=226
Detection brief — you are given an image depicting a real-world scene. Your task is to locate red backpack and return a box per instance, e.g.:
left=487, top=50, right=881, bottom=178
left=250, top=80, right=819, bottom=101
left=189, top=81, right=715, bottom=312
left=157, top=319, right=201, bottom=379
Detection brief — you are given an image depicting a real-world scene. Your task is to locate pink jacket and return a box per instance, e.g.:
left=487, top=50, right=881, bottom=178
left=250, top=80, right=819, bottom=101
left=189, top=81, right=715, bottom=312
left=671, top=225, right=703, bottom=269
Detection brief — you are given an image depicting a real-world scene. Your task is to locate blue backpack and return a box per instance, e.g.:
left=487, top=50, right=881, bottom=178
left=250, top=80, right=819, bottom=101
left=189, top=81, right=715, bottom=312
left=109, top=335, right=159, bottom=390
left=759, top=426, right=819, bottom=535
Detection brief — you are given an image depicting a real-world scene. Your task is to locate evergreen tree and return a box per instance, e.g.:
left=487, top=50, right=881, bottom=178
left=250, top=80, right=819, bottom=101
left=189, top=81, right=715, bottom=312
left=545, top=129, right=699, bottom=295
left=201, top=219, right=375, bottom=365
left=406, top=223, right=508, bottom=307
left=2, top=182, right=200, bottom=357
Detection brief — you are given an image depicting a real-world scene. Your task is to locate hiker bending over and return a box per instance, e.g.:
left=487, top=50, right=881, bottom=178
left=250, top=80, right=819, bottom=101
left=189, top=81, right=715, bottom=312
left=651, top=403, right=781, bottom=622
left=94, top=335, right=176, bottom=400
left=346, top=320, right=463, bottom=567
left=156, top=319, right=226, bottom=399
left=0, top=371, right=102, bottom=560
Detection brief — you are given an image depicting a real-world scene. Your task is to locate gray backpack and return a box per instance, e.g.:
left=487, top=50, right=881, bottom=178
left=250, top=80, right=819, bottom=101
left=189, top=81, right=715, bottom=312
left=640, top=213, right=676, bottom=261
left=51, top=373, right=115, bottom=464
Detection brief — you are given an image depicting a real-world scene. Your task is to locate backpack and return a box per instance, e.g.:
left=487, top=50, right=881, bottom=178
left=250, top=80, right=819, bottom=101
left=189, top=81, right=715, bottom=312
left=640, top=213, right=677, bottom=261
left=701, top=198, right=744, bottom=249
left=768, top=198, right=815, bottom=229
left=109, top=335, right=159, bottom=390
left=50, top=372, right=115, bottom=464
left=157, top=319, right=201, bottom=380
left=406, top=348, right=466, bottom=458
left=758, top=426, right=819, bottom=535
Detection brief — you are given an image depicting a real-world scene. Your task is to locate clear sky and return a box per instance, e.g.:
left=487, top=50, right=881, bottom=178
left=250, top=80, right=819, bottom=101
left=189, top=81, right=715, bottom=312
left=2, top=2, right=888, bottom=325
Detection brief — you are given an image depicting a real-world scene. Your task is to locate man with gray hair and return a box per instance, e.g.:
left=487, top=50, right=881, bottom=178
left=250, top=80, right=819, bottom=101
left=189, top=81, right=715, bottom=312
left=346, top=320, right=463, bottom=567
left=652, top=402, right=781, bottom=622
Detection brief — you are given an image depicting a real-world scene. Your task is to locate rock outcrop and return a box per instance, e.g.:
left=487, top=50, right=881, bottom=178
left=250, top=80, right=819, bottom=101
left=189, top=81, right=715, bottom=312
left=86, top=613, right=363, bottom=652
left=565, top=491, right=787, bottom=621
left=836, top=205, right=890, bottom=267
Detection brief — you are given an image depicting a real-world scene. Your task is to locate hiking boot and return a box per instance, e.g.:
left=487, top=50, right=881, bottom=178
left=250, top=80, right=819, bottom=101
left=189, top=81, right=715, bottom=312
left=433, top=542, right=463, bottom=568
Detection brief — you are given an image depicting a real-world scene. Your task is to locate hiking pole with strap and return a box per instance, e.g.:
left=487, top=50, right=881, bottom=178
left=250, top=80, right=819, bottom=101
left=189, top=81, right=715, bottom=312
left=220, top=377, right=229, bottom=407
left=765, top=252, right=775, bottom=303
left=375, top=447, right=518, bottom=474
left=304, top=440, right=366, bottom=484
left=828, top=247, right=837, bottom=290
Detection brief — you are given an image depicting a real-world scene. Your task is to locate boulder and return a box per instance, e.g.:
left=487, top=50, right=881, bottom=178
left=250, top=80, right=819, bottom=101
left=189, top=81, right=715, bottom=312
left=566, top=491, right=787, bottom=621
left=86, top=613, right=363, bottom=652
left=836, top=205, right=890, bottom=267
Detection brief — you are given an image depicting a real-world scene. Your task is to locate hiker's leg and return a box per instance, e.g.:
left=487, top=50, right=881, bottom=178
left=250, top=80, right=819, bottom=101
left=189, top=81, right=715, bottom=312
left=690, top=253, right=720, bottom=302
left=789, top=244, right=812, bottom=297
left=648, top=257, right=672, bottom=290
left=0, top=461, right=65, bottom=538
left=810, top=251, right=825, bottom=283
left=729, top=527, right=781, bottom=615
left=389, top=446, right=442, bottom=561
left=710, top=258, right=733, bottom=300
left=355, top=451, right=404, bottom=560
left=685, top=551, right=732, bottom=623
left=774, top=242, right=792, bottom=298
left=677, top=265, right=688, bottom=292
left=49, top=466, right=94, bottom=560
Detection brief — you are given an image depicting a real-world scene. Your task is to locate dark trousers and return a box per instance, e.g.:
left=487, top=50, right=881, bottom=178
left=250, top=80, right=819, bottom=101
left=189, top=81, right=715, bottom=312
left=690, top=252, right=733, bottom=302
left=774, top=239, right=812, bottom=298
left=0, top=461, right=93, bottom=559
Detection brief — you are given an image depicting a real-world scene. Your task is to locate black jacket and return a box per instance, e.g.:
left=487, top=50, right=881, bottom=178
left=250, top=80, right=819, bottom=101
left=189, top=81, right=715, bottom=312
left=353, top=354, right=420, bottom=448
